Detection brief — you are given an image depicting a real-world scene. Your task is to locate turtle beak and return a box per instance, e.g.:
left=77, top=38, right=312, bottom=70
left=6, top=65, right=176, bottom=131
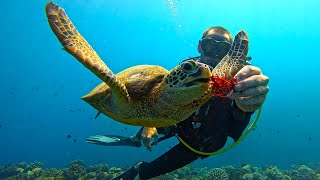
left=185, top=78, right=210, bottom=87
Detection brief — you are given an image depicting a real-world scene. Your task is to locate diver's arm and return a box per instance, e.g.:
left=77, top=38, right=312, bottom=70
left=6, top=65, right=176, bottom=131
left=228, top=102, right=254, bottom=141
left=228, top=64, right=269, bottom=140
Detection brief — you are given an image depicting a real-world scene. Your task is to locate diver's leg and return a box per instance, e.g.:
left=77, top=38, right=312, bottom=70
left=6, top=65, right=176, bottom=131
left=111, top=143, right=200, bottom=180
left=137, top=143, right=201, bottom=179
left=86, top=134, right=142, bottom=147
left=129, top=127, right=144, bottom=141
left=86, top=128, right=144, bottom=147
left=86, top=126, right=174, bottom=147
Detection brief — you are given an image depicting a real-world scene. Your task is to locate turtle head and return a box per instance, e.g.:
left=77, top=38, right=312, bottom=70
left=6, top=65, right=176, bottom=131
left=163, top=60, right=212, bottom=103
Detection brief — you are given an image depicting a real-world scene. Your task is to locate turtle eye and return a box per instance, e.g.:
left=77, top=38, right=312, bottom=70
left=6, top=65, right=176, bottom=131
left=182, top=62, right=194, bottom=73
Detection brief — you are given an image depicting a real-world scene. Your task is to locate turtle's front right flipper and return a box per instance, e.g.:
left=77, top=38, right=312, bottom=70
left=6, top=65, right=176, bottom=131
left=212, top=30, right=249, bottom=78
left=45, top=2, right=129, bottom=101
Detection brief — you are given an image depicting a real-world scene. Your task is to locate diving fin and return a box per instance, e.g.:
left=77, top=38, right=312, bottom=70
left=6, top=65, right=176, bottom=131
left=86, top=135, right=142, bottom=147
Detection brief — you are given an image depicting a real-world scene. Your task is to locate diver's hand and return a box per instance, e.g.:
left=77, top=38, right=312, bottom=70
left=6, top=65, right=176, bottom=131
left=231, top=65, right=269, bottom=112
left=141, top=127, right=159, bottom=151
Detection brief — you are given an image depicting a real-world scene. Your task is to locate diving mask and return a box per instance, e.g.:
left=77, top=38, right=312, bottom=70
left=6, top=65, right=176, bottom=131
left=200, top=36, right=232, bottom=59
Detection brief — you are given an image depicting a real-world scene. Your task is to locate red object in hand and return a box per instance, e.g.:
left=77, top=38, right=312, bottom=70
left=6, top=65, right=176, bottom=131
left=210, top=74, right=237, bottom=98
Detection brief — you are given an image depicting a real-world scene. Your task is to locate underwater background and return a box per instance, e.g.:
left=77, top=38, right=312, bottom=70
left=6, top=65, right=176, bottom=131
left=1, top=0, right=320, bottom=179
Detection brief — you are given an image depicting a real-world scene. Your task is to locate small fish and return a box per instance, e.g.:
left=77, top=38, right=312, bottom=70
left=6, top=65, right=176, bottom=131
left=53, top=91, right=59, bottom=96
left=252, top=125, right=258, bottom=131
left=68, top=109, right=76, bottom=112
left=95, top=111, right=102, bottom=119
left=32, top=86, right=40, bottom=92
left=66, top=135, right=72, bottom=139
left=277, top=130, right=280, bottom=134
left=308, top=137, right=312, bottom=141
left=73, top=139, right=77, bottom=143
left=124, top=127, right=128, bottom=131
left=246, top=56, right=252, bottom=61
left=296, top=114, right=300, bottom=118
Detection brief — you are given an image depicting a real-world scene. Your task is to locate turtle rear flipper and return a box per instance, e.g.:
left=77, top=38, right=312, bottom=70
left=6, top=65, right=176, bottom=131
left=45, top=2, right=129, bottom=102
left=212, top=30, right=249, bottom=78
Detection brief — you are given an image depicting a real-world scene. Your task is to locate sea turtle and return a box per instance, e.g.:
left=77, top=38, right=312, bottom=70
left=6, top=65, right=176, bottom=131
left=45, top=2, right=249, bottom=127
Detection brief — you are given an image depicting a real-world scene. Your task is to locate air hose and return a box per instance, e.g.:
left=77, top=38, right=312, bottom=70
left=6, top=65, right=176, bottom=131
left=177, top=107, right=262, bottom=156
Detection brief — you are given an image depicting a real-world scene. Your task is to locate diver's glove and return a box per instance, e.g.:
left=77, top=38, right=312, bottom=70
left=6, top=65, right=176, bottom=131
left=141, top=127, right=159, bottom=151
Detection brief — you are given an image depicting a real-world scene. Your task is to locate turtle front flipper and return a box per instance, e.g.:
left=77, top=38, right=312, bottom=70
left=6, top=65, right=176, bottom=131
left=212, top=30, right=249, bottom=78
left=45, top=2, right=129, bottom=102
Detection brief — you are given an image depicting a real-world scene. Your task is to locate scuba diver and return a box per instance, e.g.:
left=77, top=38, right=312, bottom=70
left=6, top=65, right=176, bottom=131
left=86, top=26, right=270, bottom=180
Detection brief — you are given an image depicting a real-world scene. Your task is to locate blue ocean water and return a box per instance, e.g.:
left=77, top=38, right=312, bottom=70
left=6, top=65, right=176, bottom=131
left=0, top=0, right=319, bottom=171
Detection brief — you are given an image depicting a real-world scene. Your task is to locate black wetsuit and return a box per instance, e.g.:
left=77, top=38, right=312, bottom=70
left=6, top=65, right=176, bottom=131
left=136, top=97, right=253, bottom=179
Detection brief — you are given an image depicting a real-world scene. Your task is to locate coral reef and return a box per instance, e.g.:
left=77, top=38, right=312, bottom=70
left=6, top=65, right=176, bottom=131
left=1, top=161, right=320, bottom=180
left=202, top=168, right=228, bottom=180
left=283, top=164, right=318, bottom=180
